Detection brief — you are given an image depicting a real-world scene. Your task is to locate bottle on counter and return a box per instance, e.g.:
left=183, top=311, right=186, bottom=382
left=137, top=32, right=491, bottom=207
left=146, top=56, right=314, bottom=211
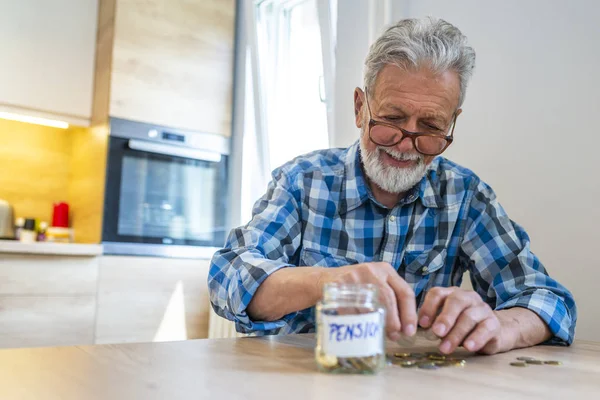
left=37, top=221, right=48, bottom=242
left=14, top=217, right=24, bottom=241
left=20, top=218, right=37, bottom=243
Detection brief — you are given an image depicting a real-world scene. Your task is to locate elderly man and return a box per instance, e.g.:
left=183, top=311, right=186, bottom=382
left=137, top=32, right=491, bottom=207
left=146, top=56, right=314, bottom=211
left=208, top=17, right=576, bottom=354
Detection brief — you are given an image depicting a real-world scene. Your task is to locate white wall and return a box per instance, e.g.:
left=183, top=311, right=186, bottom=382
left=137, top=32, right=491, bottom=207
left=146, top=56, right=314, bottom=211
left=332, top=0, right=370, bottom=149
left=334, top=0, right=600, bottom=341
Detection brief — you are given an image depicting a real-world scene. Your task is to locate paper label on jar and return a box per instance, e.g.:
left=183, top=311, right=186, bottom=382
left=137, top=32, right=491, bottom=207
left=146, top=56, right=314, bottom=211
left=321, top=312, right=382, bottom=357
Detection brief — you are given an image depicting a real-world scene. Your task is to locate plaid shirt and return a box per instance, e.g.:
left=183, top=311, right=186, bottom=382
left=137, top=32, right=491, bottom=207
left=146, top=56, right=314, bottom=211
left=208, top=141, right=576, bottom=344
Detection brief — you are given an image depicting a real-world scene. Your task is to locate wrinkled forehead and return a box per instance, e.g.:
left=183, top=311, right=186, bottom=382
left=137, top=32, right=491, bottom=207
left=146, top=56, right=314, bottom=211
left=370, top=64, right=461, bottom=117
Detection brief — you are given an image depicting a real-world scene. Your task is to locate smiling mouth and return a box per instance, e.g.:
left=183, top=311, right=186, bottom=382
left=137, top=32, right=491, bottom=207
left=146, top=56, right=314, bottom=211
left=381, top=149, right=420, bottom=167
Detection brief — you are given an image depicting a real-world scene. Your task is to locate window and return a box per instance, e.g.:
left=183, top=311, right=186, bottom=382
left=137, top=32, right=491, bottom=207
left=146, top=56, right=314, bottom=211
left=255, top=0, right=331, bottom=169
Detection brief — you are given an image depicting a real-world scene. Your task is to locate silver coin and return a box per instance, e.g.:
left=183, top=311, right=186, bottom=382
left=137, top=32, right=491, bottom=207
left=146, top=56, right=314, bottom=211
left=418, top=363, right=440, bottom=370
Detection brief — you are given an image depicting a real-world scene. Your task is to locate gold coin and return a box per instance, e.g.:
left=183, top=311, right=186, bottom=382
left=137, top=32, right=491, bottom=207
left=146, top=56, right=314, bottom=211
left=446, top=360, right=467, bottom=367
left=394, top=352, right=411, bottom=358
left=525, top=359, right=544, bottom=365
left=516, top=356, right=536, bottom=361
left=409, top=353, right=426, bottom=359
left=428, top=354, right=446, bottom=361
left=544, top=360, right=562, bottom=366
left=510, top=362, right=528, bottom=367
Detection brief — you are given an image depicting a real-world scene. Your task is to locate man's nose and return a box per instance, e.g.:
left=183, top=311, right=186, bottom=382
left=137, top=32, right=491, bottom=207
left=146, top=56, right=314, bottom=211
left=394, top=118, right=419, bottom=153
left=394, top=136, right=416, bottom=153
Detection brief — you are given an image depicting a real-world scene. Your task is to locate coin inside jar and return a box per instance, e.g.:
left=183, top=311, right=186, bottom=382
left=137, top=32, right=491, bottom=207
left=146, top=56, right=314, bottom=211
left=317, top=353, right=339, bottom=368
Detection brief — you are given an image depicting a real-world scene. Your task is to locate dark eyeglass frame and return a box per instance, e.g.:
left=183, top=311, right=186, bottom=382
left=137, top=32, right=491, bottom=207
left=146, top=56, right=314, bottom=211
left=364, top=87, right=457, bottom=156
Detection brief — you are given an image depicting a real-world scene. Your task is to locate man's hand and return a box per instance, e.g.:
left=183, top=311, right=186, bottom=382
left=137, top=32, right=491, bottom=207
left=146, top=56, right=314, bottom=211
left=418, top=287, right=519, bottom=355
left=319, top=262, right=418, bottom=341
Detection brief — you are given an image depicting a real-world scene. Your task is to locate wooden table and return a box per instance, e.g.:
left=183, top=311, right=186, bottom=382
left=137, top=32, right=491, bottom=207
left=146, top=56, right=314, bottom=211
left=0, top=334, right=598, bottom=399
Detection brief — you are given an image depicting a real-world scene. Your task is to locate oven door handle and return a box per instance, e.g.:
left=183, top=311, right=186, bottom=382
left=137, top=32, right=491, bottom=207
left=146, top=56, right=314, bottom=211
left=128, top=140, right=222, bottom=162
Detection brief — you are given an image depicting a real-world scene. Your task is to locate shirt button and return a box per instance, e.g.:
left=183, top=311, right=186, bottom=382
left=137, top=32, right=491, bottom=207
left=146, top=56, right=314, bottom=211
left=389, top=215, right=396, bottom=222
left=422, top=266, right=429, bottom=273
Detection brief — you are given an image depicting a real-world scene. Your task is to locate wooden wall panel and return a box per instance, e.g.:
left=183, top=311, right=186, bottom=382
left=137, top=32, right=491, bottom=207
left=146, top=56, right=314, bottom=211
left=108, top=0, right=235, bottom=135
left=67, top=124, right=109, bottom=244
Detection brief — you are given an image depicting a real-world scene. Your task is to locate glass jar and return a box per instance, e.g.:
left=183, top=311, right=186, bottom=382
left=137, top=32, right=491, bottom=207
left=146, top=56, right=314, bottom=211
left=315, top=283, right=386, bottom=374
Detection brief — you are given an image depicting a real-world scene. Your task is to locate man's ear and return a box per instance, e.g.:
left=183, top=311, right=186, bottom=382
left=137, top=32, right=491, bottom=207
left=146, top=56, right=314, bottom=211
left=354, top=87, right=365, bottom=128
left=456, top=108, right=463, bottom=118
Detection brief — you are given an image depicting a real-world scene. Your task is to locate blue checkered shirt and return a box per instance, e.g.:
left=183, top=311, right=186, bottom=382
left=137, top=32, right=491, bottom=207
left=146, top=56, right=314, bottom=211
left=208, top=141, right=577, bottom=344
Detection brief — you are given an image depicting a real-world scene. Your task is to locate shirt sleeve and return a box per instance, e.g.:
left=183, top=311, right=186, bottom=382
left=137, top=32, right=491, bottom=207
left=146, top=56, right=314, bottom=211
left=208, top=168, right=303, bottom=334
left=459, top=180, right=577, bottom=345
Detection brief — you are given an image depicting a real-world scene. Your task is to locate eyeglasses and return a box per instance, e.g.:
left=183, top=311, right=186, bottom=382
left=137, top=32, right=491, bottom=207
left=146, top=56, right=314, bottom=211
left=364, top=87, right=457, bottom=156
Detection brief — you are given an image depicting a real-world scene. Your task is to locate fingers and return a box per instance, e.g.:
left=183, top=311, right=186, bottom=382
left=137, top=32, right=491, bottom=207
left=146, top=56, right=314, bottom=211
left=464, top=316, right=501, bottom=354
left=331, top=262, right=416, bottom=340
left=418, top=286, right=453, bottom=329
left=431, top=290, right=481, bottom=338
left=438, top=304, right=492, bottom=354
left=379, top=285, right=402, bottom=341
left=386, top=274, right=417, bottom=336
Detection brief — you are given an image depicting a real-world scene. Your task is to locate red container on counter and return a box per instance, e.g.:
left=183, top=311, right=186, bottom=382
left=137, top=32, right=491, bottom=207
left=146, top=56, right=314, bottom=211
left=52, top=202, right=69, bottom=228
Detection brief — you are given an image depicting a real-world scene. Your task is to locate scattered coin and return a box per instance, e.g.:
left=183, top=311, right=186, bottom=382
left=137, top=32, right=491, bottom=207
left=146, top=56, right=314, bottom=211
left=418, top=362, right=440, bottom=370
left=525, top=359, right=544, bottom=365
left=510, top=362, right=528, bottom=367
left=394, top=352, right=411, bottom=358
left=400, top=361, right=418, bottom=368
left=428, top=354, right=446, bottom=361
left=409, top=353, right=426, bottom=359
left=544, top=360, right=562, bottom=366
left=445, top=359, right=467, bottom=367
left=516, top=356, right=536, bottom=361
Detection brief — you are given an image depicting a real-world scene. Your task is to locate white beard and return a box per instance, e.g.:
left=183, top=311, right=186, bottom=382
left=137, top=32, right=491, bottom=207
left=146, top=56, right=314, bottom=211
left=359, top=139, right=428, bottom=194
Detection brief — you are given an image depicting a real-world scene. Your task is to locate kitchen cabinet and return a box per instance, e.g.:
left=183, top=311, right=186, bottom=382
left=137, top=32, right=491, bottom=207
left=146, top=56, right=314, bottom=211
left=0, top=254, right=99, bottom=348
left=94, top=0, right=236, bottom=136
left=0, top=252, right=214, bottom=349
left=95, top=256, right=211, bottom=344
left=0, top=0, right=98, bottom=126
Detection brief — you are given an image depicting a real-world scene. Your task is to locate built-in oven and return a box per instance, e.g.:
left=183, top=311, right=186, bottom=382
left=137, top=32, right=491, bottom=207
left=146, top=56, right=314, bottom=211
left=102, top=118, right=230, bottom=258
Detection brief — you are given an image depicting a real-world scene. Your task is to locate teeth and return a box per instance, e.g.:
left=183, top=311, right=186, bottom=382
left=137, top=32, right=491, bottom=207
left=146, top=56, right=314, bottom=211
left=383, top=150, right=416, bottom=162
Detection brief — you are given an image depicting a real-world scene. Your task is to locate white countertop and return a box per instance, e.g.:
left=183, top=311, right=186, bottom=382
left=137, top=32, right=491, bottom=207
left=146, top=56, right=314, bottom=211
left=0, top=240, right=102, bottom=256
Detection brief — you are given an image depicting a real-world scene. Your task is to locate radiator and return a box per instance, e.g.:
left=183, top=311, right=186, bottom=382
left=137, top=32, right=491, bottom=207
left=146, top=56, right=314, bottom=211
left=208, top=306, right=244, bottom=339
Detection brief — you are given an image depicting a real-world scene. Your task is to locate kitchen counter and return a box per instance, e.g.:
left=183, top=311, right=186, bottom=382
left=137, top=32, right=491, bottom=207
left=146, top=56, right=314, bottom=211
left=0, top=334, right=598, bottom=399
left=0, top=240, right=102, bottom=256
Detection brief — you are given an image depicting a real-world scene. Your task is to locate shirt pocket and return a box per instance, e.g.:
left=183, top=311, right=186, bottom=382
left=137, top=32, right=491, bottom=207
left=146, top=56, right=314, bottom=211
left=402, top=246, right=447, bottom=277
left=299, top=247, right=358, bottom=268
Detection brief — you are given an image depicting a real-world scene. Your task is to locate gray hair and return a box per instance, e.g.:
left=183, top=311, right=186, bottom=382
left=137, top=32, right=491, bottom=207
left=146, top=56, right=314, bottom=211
left=364, top=17, right=476, bottom=108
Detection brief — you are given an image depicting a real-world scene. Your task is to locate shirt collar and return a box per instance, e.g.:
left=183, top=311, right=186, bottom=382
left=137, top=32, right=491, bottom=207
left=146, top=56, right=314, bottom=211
left=340, top=140, right=445, bottom=214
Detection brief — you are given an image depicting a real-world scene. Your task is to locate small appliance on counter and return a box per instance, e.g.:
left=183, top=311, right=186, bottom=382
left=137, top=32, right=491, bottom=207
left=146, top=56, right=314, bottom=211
left=0, top=199, right=16, bottom=239
left=47, top=202, right=73, bottom=243
left=20, top=218, right=37, bottom=243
